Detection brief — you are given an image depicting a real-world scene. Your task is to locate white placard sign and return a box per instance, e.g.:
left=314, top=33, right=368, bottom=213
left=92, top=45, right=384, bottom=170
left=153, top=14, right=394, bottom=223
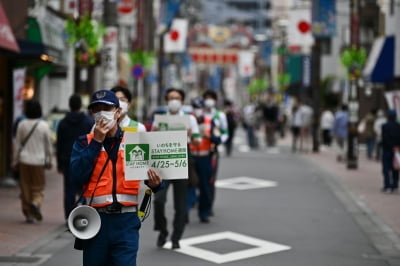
left=153, top=114, right=190, bottom=130
left=124, top=131, right=188, bottom=180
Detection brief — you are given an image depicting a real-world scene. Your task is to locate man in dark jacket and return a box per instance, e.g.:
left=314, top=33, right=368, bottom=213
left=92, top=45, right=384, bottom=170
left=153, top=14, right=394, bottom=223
left=381, top=109, right=400, bottom=193
left=57, top=94, right=94, bottom=220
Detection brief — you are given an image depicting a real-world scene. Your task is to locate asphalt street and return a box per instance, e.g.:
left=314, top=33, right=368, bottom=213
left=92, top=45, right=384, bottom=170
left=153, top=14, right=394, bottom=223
left=22, top=131, right=398, bottom=266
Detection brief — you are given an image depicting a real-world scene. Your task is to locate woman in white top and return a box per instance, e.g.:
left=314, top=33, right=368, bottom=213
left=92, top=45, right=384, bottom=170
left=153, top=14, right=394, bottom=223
left=13, top=100, right=53, bottom=223
left=320, top=108, right=334, bottom=146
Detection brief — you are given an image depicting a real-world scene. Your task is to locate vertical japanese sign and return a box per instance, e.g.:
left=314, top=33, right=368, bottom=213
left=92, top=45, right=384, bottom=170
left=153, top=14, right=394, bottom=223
left=13, top=68, right=25, bottom=123
left=302, top=55, right=311, bottom=87
left=124, top=131, right=188, bottom=180
left=102, top=27, right=118, bottom=90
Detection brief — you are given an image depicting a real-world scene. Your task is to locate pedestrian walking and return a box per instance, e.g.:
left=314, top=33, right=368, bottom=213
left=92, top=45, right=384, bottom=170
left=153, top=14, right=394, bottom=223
left=56, top=94, right=94, bottom=220
left=189, top=95, right=222, bottom=224
left=299, top=101, right=313, bottom=152
left=12, top=99, right=53, bottom=223
left=374, top=109, right=386, bottom=160
left=242, top=102, right=259, bottom=149
left=223, top=99, right=238, bottom=156
left=185, top=97, right=204, bottom=221
left=110, top=86, right=147, bottom=132
left=320, top=108, right=334, bottom=147
left=262, top=93, right=279, bottom=147
left=152, top=88, right=200, bottom=249
left=361, top=109, right=377, bottom=160
left=69, top=90, right=164, bottom=266
left=290, top=102, right=302, bottom=153
left=380, top=109, right=400, bottom=193
left=202, top=89, right=228, bottom=214
left=332, top=104, right=349, bottom=162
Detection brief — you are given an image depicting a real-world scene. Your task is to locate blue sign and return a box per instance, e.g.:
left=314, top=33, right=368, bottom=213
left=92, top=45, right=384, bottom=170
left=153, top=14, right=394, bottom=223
left=132, top=65, right=144, bottom=79
left=312, top=0, right=336, bottom=37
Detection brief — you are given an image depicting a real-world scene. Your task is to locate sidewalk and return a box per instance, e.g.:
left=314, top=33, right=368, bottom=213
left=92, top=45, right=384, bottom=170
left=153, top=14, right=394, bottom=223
left=304, top=146, right=400, bottom=237
left=0, top=166, right=65, bottom=258
left=301, top=146, right=400, bottom=264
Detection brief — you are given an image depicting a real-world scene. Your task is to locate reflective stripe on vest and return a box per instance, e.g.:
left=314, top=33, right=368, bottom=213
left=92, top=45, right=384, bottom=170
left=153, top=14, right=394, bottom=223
left=84, top=134, right=140, bottom=207
left=86, top=194, right=138, bottom=206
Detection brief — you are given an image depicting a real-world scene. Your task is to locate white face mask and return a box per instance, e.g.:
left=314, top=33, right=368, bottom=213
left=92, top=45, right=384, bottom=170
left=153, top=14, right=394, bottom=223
left=119, top=101, right=128, bottom=114
left=168, top=99, right=182, bottom=113
left=94, top=110, right=117, bottom=129
left=194, top=108, right=203, bottom=117
left=204, top=99, right=215, bottom=108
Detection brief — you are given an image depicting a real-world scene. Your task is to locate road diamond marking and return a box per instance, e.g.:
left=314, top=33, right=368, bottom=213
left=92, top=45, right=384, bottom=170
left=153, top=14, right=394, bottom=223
left=215, top=176, right=277, bottom=190
left=164, top=231, right=291, bottom=264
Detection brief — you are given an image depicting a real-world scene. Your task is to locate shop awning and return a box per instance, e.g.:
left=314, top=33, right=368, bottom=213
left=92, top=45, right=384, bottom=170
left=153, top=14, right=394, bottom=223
left=363, top=36, right=394, bottom=83
left=0, top=2, right=19, bottom=52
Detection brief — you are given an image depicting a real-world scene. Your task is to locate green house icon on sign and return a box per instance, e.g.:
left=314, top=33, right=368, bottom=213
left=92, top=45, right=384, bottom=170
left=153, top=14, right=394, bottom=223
left=126, top=144, right=149, bottom=161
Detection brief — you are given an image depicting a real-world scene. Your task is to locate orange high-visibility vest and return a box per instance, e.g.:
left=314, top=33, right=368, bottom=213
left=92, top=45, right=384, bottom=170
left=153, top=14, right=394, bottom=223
left=189, top=116, right=213, bottom=156
left=83, top=134, right=140, bottom=207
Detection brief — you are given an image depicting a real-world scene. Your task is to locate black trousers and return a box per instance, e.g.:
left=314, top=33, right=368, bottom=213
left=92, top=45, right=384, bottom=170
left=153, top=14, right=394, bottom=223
left=153, top=179, right=188, bottom=242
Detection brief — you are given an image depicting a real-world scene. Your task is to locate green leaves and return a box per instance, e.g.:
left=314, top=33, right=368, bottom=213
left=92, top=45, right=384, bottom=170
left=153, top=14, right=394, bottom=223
left=340, top=46, right=366, bottom=78
left=128, top=49, right=155, bottom=70
left=64, top=15, right=106, bottom=66
left=248, top=78, right=268, bottom=96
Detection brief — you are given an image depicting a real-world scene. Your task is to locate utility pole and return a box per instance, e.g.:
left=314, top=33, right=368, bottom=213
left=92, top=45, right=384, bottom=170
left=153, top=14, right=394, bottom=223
left=311, top=39, right=320, bottom=152
left=347, top=0, right=360, bottom=169
left=102, top=0, right=118, bottom=90
left=157, top=33, right=165, bottom=106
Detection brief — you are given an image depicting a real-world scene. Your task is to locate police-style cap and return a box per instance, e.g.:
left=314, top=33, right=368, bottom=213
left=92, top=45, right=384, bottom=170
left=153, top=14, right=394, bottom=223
left=88, top=90, right=120, bottom=109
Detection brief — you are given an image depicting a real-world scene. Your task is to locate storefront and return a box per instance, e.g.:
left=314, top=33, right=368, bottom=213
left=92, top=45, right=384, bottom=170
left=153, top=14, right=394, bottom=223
left=0, top=2, right=20, bottom=181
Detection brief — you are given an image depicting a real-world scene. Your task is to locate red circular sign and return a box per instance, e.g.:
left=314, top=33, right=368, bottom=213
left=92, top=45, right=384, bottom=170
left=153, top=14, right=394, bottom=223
left=118, top=0, right=135, bottom=14
left=298, top=20, right=310, bottom=34
left=170, top=30, right=180, bottom=41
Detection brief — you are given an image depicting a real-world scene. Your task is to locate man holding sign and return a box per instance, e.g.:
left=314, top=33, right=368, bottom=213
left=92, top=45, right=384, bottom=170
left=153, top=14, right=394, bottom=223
left=151, top=88, right=200, bottom=249
left=70, top=90, right=164, bottom=266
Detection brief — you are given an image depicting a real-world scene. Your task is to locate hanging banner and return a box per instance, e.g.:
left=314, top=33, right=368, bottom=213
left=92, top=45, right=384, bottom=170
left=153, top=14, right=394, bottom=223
left=287, top=8, right=314, bottom=48
left=312, top=0, right=336, bottom=37
left=118, top=0, right=136, bottom=25
left=124, top=131, right=188, bottom=180
left=13, top=68, right=26, bottom=123
left=164, top=18, right=188, bottom=53
left=238, top=51, right=255, bottom=77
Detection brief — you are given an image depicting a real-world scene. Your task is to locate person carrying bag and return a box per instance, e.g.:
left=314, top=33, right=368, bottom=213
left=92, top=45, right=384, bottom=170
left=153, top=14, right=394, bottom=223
left=13, top=100, right=53, bottom=223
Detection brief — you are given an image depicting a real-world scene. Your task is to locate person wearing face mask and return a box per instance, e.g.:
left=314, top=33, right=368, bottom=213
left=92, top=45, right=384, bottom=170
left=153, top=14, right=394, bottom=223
left=110, top=86, right=147, bottom=132
left=187, top=96, right=220, bottom=224
left=202, top=90, right=229, bottom=216
left=69, top=90, right=164, bottom=266
left=151, top=88, right=200, bottom=249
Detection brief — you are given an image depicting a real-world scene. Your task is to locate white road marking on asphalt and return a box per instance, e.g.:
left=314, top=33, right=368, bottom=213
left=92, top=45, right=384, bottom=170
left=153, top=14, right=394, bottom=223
left=215, top=176, right=277, bottom=190
left=164, top=231, right=291, bottom=264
